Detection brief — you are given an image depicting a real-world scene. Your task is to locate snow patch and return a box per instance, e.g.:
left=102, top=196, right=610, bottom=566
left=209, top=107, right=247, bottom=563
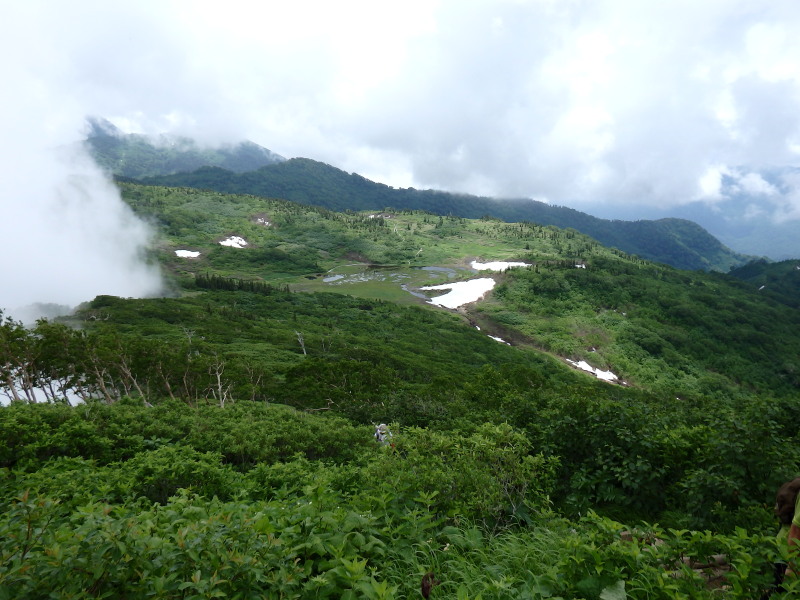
left=566, top=359, right=620, bottom=383
left=256, top=218, right=271, bottom=226
left=420, top=278, right=496, bottom=309
left=220, top=236, right=248, bottom=248
left=489, top=335, right=511, bottom=345
left=175, top=250, right=200, bottom=258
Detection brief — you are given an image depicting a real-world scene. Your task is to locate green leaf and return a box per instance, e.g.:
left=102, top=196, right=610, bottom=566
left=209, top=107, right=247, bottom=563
left=599, top=580, right=626, bottom=600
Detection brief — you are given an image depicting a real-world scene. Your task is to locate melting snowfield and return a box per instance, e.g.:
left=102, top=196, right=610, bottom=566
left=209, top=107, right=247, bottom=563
left=175, top=250, right=200, bottom=258
left=415, top=260, right=530, bottom=308
left=420, top=278, right=496, bottom=309
left=566, top=359, right=621, bottom=383
left=220, top=236, right=248, bottom=248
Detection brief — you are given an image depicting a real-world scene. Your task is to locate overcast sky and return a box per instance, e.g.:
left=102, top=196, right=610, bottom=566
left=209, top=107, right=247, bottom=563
left=2, top=0, right=800, bottom=313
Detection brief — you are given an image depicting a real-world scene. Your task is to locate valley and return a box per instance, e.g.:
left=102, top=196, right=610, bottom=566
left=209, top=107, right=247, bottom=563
left=2, top=180, right=800, bottom=599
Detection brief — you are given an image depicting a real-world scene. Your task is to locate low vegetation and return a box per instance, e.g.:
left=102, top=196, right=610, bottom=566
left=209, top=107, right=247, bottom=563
left=2, top=182, right=799, bottom=598
left=136, top=158, right=752, bottom=271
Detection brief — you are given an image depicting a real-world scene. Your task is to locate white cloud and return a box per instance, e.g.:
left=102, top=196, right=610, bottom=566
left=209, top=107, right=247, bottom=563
left=0, top=3, right=163, bottom=318
left=736, top=172, right=778, bottom=196
left=4, top=0, right=800, bottom=283
left=0, top=143, right=163, bottom=318
left=742, top=203, right=765, bottom=220
left=697, top=166, right=731, bottom=201
left=770, top=171, right=800, bottom=223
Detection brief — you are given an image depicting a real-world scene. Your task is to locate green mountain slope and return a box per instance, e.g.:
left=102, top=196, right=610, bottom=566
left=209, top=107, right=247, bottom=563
left=84, top=117, right=285, bottom=178
left=728, top=258, right=800, bottom=308
left=6, top=183, right=800, bottom=600
left=137, top=158, right=753, bottom=271
left=111, top=181, right=800, bottom=400
left=3, top=181, right=800, bottom=597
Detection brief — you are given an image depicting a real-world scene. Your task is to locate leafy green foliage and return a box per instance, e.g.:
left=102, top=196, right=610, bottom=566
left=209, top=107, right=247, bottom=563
left=0, top=449, right=787, bottom=599
left=1, top=179, right=797, bottom=597
left=0, top=402, right=564, bottom=599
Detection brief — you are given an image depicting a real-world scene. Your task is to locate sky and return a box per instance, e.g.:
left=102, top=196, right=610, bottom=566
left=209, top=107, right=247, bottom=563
left=2, top=0, right=800, bottom=317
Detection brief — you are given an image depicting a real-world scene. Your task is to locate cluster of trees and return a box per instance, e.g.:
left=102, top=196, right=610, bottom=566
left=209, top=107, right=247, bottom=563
left=1, top=288, right=543, bottom=410
left=194, top=273, right=287, bottom=295
left=729, top=258, right=800, bottom=309
left=0, top=309, right=264, bottom=406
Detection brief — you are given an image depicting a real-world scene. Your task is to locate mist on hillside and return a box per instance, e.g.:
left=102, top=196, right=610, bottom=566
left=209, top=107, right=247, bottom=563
left=0, top=143, right=163, bottom=324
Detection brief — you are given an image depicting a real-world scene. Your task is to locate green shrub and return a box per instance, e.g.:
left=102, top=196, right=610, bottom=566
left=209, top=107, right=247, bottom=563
left=115, top=445, right=242, bottom=504
left=0, top=457, right=125, bottom=510
left=358, top=423, right=557, bottom=530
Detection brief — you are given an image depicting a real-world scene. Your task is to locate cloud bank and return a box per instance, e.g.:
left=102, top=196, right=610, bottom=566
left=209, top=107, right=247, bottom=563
left=0, top=139, right=162, bottom=320
left=3, top=0, right=800, bottom=270
left=0, top=5, right=162, bottom=319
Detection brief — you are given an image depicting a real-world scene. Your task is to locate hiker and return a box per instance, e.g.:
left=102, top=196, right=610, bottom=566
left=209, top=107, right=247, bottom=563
left=374, top=423, right=392, bottom=445
left=764, top=477, right=800, bottom=598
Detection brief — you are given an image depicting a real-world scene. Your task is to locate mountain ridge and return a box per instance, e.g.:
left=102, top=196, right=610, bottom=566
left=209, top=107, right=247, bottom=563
left=136, top=158, right=755, bottom=272
left=82, top=121, right=756, bottom=271
left=84, top=117, right=285, bottom=178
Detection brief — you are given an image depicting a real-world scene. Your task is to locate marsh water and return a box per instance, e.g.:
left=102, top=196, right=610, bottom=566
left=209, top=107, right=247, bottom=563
left=320, top=261, right=533, bottom=308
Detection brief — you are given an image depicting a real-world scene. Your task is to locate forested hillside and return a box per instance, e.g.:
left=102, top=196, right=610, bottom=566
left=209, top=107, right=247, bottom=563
left=136, top=158, right=753, bottom=271
left=729, top=258, right=800, bottom=309
left=84, top=117, right=285, bottom=178
left=2, top=182, right=799, bottom=598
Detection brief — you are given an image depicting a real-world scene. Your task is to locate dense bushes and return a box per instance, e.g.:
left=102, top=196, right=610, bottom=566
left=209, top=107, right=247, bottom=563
left=0, top=400, right=372, bottom=472
left=0, top=402, right=555, bottom=523
left=0, top=490, right=405, bottom=599
left=3, top=394, right=797, bottom=536
left=0, top=403, right=570, bottom=598
left=523, top=393, right=800, bottom=531
left=0, top=435, right=794, bottom=598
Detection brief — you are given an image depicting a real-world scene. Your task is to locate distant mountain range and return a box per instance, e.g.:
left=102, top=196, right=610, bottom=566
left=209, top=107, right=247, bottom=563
left=597, top=197, right=800, bottom=263
left=85, top=120, right=754, bottom=271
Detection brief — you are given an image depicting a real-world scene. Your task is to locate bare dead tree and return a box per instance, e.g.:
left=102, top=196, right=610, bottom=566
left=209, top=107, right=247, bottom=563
left=208, top=353, right=231, bottom=408
left=116, top=351, right=148, bottom=404
left=155, top=361, right=177, bottom=401
left=86, top=351, right=118, bottom=404
left=295, top=331, right=307, bottom=355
